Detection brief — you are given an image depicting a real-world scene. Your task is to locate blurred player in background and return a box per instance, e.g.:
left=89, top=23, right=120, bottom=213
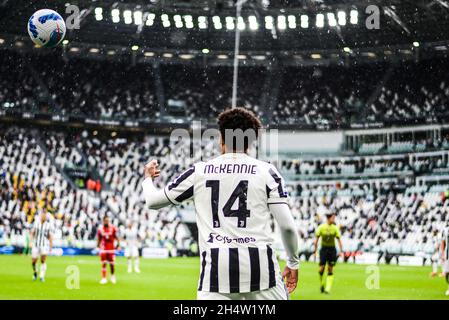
left=30, top=211, right=54, bottom=282
left=142, top=108, right=300, bottom=300
left=441, top=225, right=449, bottom=295
left=124, top=220, right=141, bottom=273
left=430, top=229, right=443, bottom=278
left=313, top=212, right=343, bottom=294
left=97, top=216, right=120, bottom=284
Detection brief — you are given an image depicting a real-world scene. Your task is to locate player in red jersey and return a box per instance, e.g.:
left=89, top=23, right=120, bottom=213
left=97, top=216, right=120, bottom=284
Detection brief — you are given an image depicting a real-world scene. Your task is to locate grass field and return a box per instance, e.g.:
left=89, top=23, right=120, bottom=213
left=0, top=254, right=447, bottom=300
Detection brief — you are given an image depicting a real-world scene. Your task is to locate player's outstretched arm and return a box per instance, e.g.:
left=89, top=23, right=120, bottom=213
left=269, top=203, right=300, bottom=293
left=141, top=159, right=172, bottom=210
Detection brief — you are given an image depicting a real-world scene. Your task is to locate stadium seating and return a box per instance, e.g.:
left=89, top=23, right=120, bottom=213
left=1, top=50, right=449, bottom=128
left=2, top=124, right=449, bottom=259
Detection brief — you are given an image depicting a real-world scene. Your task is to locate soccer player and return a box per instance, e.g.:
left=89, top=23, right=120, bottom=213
left=124, top=220, right=141, bottom=273
left=313, top=212, right=343, bottom=294
left=97, top=216, right=120, bottom=284
left=440, top=225, right=449, bottom=295
left=430, top=229, right=442, bottom=278
left=30, top=211, right=54, bottom=282
left=142, top=108, right=300, bottom=300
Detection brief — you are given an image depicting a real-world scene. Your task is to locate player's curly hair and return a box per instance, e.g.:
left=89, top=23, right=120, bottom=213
left=217, top=107, right=262, bottom=152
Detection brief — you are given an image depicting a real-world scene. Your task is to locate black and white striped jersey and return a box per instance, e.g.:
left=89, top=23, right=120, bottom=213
left=164, top=153, right=289, bottom=294
left=444, top=228, right=449, bottom=260
left=32, top=216, right=54, bottom=249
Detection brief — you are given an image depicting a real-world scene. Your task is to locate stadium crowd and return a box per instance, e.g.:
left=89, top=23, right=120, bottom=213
left=1, top=49, right=449, bottom=127
left=1, top=124, right=449, bottom=261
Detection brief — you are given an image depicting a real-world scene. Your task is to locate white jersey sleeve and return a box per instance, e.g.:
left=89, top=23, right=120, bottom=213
left=265, top=165, right=289, bottom=206
left=164, top=166, right=196, bottom=205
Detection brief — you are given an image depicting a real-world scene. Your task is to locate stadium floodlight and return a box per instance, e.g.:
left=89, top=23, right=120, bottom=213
left=123, top=10, right=133, bottom=24
left=69, top=47, right=79, bottom=52
left=107, top=50, right=116, bottom=55
left=89, top=48, right=100, bottom=53
left=237, top=16, right=245, bottom=30
left=202, top=48, right=210, bottom=54
left=0, top=38, right=5, bottom=44
left=237, top=54, right=247, bottom=59
left=225, top=16, right=235, bottom=30
left=198, top=16, right=207, bottom=29
left=337, top=11, right=346, bottom=26
left=288, top=15, right=296, bottom=29
left=350, top=10, right=358, bottom=24
left=265, top=16, right=274, bottom=29
left=212, top=16, right=223, bottom=30
left=184, top=15, right=194, bottom=29
left=131, top=45, right=139, bottom=51
left=95, top=7, right=103, bottom=21
left=163, top=53, right=173, bottom=58
left=248, top=15, right=258, bottom=30
left=146, top=13, right=155, bottom=26
left=217, top=54, right=228, bottom=59
left=161, top=14, right=170, bottom=28
left=316, top=14, right=324, bottom=28
left=134, top=11, right=143, bottom=25
left=62, top=39, right=69, bottom=45
left=327, top=13, right=337, bottom=27
left=179, top=54, right=194, bottom=59
left=111, top=9, right=120, bottom=23
left=174, top=15, right=183, bottom=28
left=343, top=47, right=351, bottom=53
left=300, top=15, right=309, bottom=28
left=311, top=53, right=322, bottom=59
left=144, top=51, right=155, bottom=57
left=413, top=41, right=420, bottom=47
left=277, top=15, right=287, bottom=30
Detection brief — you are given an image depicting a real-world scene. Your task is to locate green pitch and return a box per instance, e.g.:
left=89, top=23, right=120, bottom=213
left=0, top=254, right=447, bottom=300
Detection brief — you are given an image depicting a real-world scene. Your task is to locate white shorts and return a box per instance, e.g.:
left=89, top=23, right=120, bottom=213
left=443, top=260, right=449, bottom=274
left=125, top=246, right=139, bottom=258
left=32, top=246, right=49, bottom=259
left=197, top=275, right=289, bottom=300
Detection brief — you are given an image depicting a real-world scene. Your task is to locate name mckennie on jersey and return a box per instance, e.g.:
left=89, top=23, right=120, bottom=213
left=163, top=153, right=289, bottom=294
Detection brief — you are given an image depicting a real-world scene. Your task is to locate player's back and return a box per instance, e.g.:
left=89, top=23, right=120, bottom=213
left=165, top=152, right=289, bottom=293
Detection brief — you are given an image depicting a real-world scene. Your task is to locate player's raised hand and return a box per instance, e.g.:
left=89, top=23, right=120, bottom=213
left=144, top=159, right=161, bottom=179
left=282, top=266, right=298, bottom=294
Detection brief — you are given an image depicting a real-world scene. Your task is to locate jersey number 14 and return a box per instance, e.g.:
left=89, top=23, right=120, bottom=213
left=206, top=180, right=251, bottom=228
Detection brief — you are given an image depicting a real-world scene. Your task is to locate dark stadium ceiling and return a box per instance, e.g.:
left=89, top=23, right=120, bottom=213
left=1, top=0, right=449, bottom=65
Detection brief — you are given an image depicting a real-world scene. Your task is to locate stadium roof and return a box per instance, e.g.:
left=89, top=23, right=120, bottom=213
left=1, top=0, right=449, bottom=65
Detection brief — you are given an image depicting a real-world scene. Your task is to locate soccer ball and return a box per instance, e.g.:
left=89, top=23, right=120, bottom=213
left=27, top=9, right=66, bottom=48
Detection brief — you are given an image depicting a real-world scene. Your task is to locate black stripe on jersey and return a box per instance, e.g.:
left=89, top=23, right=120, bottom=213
left=266, top=185, right=271, bottom=198
left=209, top=248, right=219, bottom=292
left=229, top=248, right=240, bottom=293
left=163, top=188, right=176, bottom=205
left=267, top=245, right=276, bottom=288
left=168, top=167, right=195, bottom=191
left=198, top=251, right=207, bottom=291
left=248, top=247, right=261, bottom=291
left=269, top=168, right=287, bottom=198
left=39, top=224, right=44, bottom=247
left=174, top=185, right=194, bottom=202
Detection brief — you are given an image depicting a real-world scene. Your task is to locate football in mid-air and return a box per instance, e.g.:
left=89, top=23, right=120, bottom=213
left=27, top=9, right=66, bottom=48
